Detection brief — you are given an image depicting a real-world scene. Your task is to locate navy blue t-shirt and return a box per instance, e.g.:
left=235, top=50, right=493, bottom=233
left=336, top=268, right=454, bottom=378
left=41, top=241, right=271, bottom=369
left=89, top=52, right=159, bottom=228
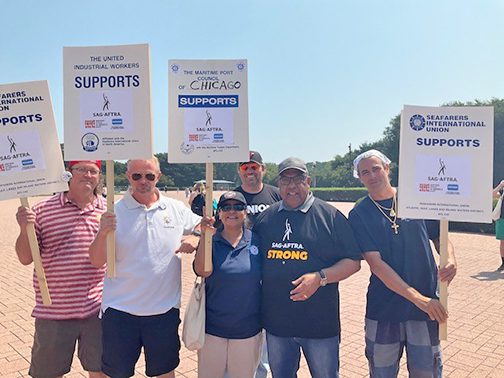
left=349, top=196, right=440, bottom=322
left=254, top=197, right=361, bottom=338
left=204, top=228, right=262, bottom=339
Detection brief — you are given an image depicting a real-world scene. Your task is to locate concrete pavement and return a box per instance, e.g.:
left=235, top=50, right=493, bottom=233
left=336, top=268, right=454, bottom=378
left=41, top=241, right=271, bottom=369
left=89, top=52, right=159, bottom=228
left=1, top=195, right=503, bottom=377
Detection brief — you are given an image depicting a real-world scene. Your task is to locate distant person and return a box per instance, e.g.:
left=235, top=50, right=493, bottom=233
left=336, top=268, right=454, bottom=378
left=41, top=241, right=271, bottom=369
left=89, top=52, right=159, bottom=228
left=349, top=149, right=457, bottom=377
left=102, top=186, right=107, bottom=198
left=253, top=157, right=361, bottom=377
left=493, top=180, right=504, bottom=271
left=194, top=191, right=262, bottom=378
left=15, top=160, right=106, bottom=378
left=185, top=187, right=191, bottom=199
left=189, top=182, right=206, bottom=216
left=234, top=150, right=281, bottom=377
left=235, top=150, right=281, bottom=225
left=89, top=157, right=201, bottom=378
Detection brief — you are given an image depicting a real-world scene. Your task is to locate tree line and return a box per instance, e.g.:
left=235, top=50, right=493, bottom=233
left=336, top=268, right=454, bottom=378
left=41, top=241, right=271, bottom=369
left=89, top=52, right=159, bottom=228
left=68, top=98, right=504, bottom=189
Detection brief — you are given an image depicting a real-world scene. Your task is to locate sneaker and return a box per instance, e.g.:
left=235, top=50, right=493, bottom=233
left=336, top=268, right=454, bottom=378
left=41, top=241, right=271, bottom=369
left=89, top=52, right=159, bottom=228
left=497, top=263, right=504, bottom=272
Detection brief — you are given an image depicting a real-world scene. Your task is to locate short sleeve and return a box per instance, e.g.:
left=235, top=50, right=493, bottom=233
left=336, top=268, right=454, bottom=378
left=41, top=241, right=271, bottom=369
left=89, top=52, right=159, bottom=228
left=332, top=210, right=362, bottom=260
left=348, top=209, right=379, bottom=254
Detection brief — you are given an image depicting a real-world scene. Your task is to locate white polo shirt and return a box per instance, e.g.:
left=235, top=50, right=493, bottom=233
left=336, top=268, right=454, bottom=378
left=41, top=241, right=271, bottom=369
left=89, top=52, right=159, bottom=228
left=102, top=190, right=201, bottom=316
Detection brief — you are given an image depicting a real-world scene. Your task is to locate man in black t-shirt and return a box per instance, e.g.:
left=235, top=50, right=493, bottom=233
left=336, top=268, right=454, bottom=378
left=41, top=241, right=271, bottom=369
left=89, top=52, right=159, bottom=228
left=235, top=150, right=282, bottom=226
left=254, top=157, right=361, bottom=377
left=349, top=149, right=457, bottom=378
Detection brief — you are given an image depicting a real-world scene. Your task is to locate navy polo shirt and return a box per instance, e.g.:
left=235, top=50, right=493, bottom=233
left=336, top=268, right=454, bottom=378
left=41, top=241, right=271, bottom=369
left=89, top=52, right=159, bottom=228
left=204, top=228, right=262, bottom=339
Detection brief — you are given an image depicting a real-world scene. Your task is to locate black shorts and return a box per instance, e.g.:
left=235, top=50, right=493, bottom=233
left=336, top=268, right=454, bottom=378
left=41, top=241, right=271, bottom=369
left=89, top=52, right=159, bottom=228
left=102, top=307, right=181, bottom=377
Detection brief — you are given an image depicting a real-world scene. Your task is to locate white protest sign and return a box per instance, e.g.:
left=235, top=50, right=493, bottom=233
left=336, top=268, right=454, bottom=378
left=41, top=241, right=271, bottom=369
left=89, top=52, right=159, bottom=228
left=398, top=105, right=494, bottom=223
left=168, top=59, right=249, bottom=163
left=0, top=81, right=68, bottom=200
left=64, top=44, right=152, bottom=160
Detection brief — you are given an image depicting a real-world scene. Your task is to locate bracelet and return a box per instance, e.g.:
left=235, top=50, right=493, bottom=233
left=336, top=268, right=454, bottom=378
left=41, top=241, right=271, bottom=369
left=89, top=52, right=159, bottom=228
left=192, top=230, right=201, bottom=237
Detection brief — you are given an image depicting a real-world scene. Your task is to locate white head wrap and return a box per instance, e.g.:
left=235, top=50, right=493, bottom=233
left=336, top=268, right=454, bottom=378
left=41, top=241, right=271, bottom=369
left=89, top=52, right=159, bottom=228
left=352, top=149, right=391, bottom=178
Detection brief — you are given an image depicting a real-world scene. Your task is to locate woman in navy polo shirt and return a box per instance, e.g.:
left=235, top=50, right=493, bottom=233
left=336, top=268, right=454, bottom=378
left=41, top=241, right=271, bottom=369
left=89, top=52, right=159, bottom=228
left=194, top=191, right=262, bottom=378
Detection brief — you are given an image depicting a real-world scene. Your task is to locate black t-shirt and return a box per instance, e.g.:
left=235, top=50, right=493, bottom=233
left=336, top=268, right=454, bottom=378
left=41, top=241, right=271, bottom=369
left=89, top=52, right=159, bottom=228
left=235, top=184, right=282, bottom=225
left=349, top=196, right=439, bottom=322
left=253, top=198, right=361, bottom=338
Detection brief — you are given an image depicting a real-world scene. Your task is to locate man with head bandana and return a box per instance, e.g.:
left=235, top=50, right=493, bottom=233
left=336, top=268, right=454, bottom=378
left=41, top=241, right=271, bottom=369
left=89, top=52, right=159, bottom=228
left=349, top=149, right=457, bottom=378
left=15, top=160, right=106, bottom=378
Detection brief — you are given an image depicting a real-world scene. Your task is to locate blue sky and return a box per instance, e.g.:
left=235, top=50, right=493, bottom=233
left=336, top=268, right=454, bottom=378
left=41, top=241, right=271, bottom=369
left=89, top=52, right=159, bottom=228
left=2, top=0, right=503, bottom=163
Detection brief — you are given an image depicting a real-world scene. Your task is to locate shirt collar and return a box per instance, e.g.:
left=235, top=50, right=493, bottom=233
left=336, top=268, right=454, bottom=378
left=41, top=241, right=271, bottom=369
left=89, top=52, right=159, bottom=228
left=279, top=192, right=314, bottom=213
left=123, top=188, right=167, bottom=210
left=60, top=192, right=105, bottom=210
left=214, top=227, right=251, bottom=249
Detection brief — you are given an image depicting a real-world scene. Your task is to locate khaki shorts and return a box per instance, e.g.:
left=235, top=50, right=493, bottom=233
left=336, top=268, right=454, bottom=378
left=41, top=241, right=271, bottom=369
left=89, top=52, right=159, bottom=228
left=29, top=315, right=102, bottom=378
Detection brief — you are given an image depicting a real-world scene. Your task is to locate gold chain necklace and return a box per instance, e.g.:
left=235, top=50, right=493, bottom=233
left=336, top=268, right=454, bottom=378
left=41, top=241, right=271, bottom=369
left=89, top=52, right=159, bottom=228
left=368, top=193, right=399, bottom=234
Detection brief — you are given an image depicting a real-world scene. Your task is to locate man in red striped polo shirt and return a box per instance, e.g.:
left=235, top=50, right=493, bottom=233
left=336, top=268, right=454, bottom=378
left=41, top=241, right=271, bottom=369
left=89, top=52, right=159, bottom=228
left=15, top=160, right=106, bottom=378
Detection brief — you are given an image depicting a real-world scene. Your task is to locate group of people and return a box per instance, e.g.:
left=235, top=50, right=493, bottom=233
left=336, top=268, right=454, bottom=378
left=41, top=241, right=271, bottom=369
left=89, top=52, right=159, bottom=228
left=15, top=149, right=459, bottom=378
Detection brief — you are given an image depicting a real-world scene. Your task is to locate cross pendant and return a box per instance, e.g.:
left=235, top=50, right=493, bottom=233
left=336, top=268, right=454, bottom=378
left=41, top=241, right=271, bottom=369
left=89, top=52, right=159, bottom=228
left=391, top=223, right=399, bottom=234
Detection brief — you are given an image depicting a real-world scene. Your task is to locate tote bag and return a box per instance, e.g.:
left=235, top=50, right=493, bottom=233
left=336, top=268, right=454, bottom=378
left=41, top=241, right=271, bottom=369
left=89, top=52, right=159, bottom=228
left=182, top=277, right=205, bottom=351
left=492, top=194, right=503, bottom=221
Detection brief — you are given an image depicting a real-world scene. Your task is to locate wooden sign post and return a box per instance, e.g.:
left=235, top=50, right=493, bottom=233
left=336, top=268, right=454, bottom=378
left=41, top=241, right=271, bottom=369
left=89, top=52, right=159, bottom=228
left=106, top=160, right=116, bottom=278
left=439, top=219, right=449, bottom=340
left=20, top=197, right=52, bottom=305
left=64, top=44, right=153, bottom=277
left=0, top=80, right=69, bottom=306
left=204, top=163, right=214, bottom=272
left=398, top=105, right=494, bottom=342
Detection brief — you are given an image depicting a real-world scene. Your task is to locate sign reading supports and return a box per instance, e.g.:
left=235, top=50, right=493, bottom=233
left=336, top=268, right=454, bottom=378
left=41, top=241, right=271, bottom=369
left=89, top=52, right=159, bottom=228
left=63, top=44, right=152, bottom=160
left=398, top=105, right=494, bottom=223
left=168, top=59, right=249, bottom=163
left=0, top=80, right=68, bottom=199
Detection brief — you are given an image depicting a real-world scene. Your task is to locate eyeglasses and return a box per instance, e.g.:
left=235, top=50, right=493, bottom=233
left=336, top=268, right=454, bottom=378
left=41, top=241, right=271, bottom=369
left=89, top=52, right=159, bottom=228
left=277, top=174, right=307, bottom=186
left=219, top=204, right=246, bottom=212
left=71, top=167, right=100, bottom=176
left=131, top=173, right=156, bottom=181
left=239, top=163, right=261, bottom=172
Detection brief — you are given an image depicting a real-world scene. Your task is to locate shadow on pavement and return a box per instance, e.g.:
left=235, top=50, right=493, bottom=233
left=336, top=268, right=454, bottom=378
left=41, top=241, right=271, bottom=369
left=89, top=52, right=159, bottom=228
left=470, top=270, right=504, bottom=281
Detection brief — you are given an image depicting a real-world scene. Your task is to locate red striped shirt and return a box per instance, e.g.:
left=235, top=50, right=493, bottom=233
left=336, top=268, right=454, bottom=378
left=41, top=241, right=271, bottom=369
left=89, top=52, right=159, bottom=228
left=31, top=193, right=106, bottom=319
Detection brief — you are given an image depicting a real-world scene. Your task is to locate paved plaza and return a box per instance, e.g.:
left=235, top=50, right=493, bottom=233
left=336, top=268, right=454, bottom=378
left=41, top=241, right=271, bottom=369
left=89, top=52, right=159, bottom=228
left=1, top=194, right=503, bottom=377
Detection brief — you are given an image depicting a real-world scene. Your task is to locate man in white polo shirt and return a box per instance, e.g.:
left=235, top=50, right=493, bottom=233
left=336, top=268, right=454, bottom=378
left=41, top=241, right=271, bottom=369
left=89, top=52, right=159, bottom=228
left=89, top=157, right=201, bottom=378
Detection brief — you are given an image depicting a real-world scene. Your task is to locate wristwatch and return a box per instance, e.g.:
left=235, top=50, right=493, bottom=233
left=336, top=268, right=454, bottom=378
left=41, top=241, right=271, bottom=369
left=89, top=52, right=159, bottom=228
left=192, top=230, right=202, bottom=237
left=318, top=269, right=328, bottom=286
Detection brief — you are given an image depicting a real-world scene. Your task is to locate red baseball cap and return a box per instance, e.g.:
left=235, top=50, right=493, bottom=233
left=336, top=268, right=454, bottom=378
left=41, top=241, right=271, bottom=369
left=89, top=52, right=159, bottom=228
left=67, top=160, right=102, bottom=169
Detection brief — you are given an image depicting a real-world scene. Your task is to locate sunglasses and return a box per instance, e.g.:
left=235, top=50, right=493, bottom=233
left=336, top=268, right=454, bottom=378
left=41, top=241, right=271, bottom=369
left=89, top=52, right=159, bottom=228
left=239, top=163, right=260, bottom=172
left=219, top=204, right=246, bottom=212
left=131, top=173, right=156, bottom=181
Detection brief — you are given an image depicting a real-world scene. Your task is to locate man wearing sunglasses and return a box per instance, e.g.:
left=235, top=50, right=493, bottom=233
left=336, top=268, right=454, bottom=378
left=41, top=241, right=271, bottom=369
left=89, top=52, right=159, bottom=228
left=235, top=151, right=282, bottom=225
left=89, top=157, right=202, bottom=378
left=253, top=157, right=362, bottom=377
left=15, top=160, right=107, bottom=378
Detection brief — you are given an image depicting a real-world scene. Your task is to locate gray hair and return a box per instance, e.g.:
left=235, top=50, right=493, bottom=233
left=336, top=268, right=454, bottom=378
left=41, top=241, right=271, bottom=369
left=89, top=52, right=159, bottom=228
left=126, top=156, right=161, bottom=173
